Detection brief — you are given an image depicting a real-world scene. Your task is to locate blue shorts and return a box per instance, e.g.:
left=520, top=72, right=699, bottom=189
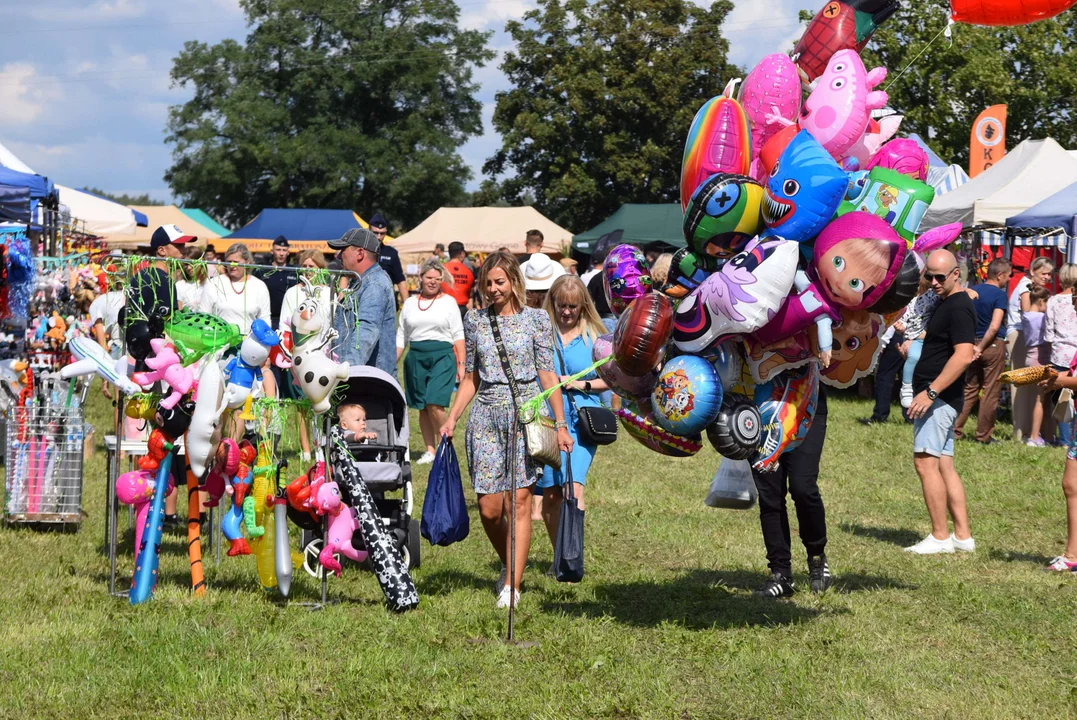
left=913, top=399, right=958, bottom=457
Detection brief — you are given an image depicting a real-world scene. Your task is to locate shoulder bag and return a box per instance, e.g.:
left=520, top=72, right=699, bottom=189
left=555, top=341, right=617, bottom=446
left=488, top=308, right=562, bottom=470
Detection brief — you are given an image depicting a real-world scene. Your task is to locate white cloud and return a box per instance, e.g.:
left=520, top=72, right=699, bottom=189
left=723, top=0, right=815, bottom=69
left=0, top=63, right=63, bottom=125
left=460, top=0, right=534, bottom=31
left=43, top=0, right=147, bottom=22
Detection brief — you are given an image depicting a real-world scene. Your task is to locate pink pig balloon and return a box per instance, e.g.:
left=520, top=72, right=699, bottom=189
left=799, top=50, right=888, bottom=161
left=738, top=54, right=802, bottom=183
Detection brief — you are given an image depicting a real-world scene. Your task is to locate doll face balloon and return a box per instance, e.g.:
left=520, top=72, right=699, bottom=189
left=762, top=130, right=848, bottom=243
left=812, top=211, right=907, bottom=311
left=800, top=50, right=889, bottom=160
left=603, top=244, right=653, bottom=316
left=820, top=308, right=884, bottom=388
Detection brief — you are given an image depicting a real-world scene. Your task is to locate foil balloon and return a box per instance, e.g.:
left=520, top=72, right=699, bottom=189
left=672, top=238, right=799, bottom=354
left=842, top=114, right=903, bottom=171
left=762, top=130, right=847, bottom=243
left=839, top=166, right=935, bottom=244
left=603, top=244, right=654, bottom=316
left=680, top=80, right=752, bottom=209
left=592, top=333, right=660, bottom=399
left=820, top=308, right=884, bottom=389
left=738, top=54, right=802, bottom=182
left=663, top=248, right=717, bottom=300
left=683, top=174, right=765, bottom=261
left=744, top=333, right=816, bottom=384
left=613, top=293, right=674, bottom=377
left=812, top=211, right=909, bottom=311
left=950, top=0, right=1076, bottom=25
left=798, top=50, right=888, bottom=161
left=865, top=137, right=929, bottom=182
left=868, top=248, right=924, bottom=315
left=616, top=403, right=703, bottom=457
left=792, top=0, right=900, bottom=83
left=651, top=355, right=724, bottom=437
left=752, top=363, right=819, bottom=473
left=710, top=339, right=744, bottom=391
left=706, top=394, right=763, bottom=461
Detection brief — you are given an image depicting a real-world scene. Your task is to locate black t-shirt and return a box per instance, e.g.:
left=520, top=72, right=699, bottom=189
left=379, top=244, right=406, bottom=285
left=587, top=271, right=613, bottom=318
left=256, top=265, right=298, bottom=328
left=126, top=267, right=176, bottom=321
left=913, top=291, right=976, bottom=411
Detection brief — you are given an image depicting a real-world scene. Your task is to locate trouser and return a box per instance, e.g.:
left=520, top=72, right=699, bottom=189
left=753, top=410, right=828, bottom=576
left=901, top=338, right=923, bottom=385
left=871, top=331, right=906, bottom=422
left=955, top=338, right=1007, bottom=442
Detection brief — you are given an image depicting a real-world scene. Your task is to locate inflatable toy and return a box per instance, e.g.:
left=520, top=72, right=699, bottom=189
left=603, top=245, right=654, bottom=316
left=842, top=114, right=903, bottom=170
left=155, top=397, right=195, bottom=440
left=285, top=288, right=350, bottom=414
left=744, top=333, right=816, bottom=384
left=615, top=403, right=703, bottom=457
left=865, top=137, right=929, bottom=182
left=710, top=339, right=744, bottom=391
left=613, top=293, right=674, bottom=376
left=592, top=333, right=660, bottom=399
left=187, top=351, right=228, bottom=480
left=839, top=166, right=935, bottom=244
left=663, top=248, right=716, bottom=300
left=680, top=80, right=752, bottom=209
left=202, top=437, right=238, bottom=507
left=950, top=0, right=1076, bottom=26
left=317, top=502, right=369, bottom=577
left=130, top=448, right=174, bottom=605
left=651, top=355, right=723, bottom=436
left=164, top=311, right=242, bottom=364
left=820, top=308, right=884, bottom=389
left=792, top=0, right=899, bottom=83
left=738, top=53, right=802, bottom=182
left=223, top=319, right=280, bottom=410
left=683, top=174, right=764, bottom=261
left=115, top=469, right=168, bottom=557
left=796, top=50, right=888, bottom=160
left=812, top=211, right=908, bottom=310
left=706, top=394, right=763, bottom=461
left=125, top=306, right=169, bottom=363
left=705, top=459, right=757, bottom=510
left=132, top=339, right=194, bottom=410
left=672, top=238, right=799, bottom=354
left=60, top=337, right=140, bottom=395
left=752, top=363, right=819, bottom=472
left=761, top=130, right=848, bottom=243
left=286, top=461, right=337, bottom=530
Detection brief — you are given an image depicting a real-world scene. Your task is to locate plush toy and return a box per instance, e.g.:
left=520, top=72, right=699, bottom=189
left=223, top=319, right=280, bottom=410
left=60, top=337, right=141, bottom=395
left=760, top=130, right=848, bottom=243
left=285, top=280, right=350, bottom=414
left=132, top=339, right=195, bottom=410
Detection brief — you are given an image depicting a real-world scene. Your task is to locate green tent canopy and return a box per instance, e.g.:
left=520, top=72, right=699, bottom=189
left=180, top=208, right=231, bottom=236
left=573, top=203, right=685, bottom=254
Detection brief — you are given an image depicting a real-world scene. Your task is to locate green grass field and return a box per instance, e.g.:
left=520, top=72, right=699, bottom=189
left=1, top=388, right=1075, bottom=719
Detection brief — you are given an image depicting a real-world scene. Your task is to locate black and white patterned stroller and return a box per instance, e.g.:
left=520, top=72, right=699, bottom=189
left=301, top=366, right=420, bottom=575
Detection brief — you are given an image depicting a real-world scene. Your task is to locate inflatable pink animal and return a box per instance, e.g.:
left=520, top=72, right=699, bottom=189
left=116, top=469, right=172, bottom=552
left=842, top=114, right=903, bottom=171
left=132, top=339, right=195, bottom=410
left=797, top=50, right=888, bottom=161
left=311, top=480, right=365, bottom=576
left=739, top=54, right=802, bottom=183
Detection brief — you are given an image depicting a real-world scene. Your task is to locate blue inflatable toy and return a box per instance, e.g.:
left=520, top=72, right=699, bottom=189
left=651, top=354, right=723, bottom=437
left=762, top=129, right=847, bottom=243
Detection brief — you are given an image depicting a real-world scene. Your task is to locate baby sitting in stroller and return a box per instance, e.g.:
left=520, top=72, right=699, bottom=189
left=338, top=403, right=378, bottom=444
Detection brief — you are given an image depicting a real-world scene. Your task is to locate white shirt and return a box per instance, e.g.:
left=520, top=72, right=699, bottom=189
left=198, top=273, right=272, bottom=334
left=176, top=280, right=204, bottom=310
left=580, top=268, right=601, bottom=285
left=1007, top=276, right=1032, bottom=332
left=278, top=283, right=332, bottom=336
left=396, top=294, right=465, bottom=349
left=88, top=291, right=125, bottom=347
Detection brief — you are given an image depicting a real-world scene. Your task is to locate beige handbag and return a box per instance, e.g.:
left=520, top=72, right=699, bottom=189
left=1054, top=388, right=1074, bottom=424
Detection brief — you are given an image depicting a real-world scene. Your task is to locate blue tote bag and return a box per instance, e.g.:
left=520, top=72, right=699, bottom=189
left=420, top=438, right=470, bottom=547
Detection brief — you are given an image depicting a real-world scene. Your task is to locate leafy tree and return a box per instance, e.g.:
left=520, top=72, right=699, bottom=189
left=485, top=0, right=741, bottom=232
left=83, top=187, right=164, bottom=206
left=165, top=0, right=494, bottom=229
left=857, top=6, right=1077, bottom=169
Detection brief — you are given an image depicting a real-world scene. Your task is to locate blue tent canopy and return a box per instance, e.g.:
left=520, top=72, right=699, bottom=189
left=0, top=166, right=54, bottom=200
left=0, top=184, right=31, bottom=223
left=1006, top=180, right=1077, bottom=237
left=225, top=208, right=364, bottom=241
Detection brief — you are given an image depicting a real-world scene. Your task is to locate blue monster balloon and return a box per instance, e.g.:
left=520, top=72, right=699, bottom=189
left=761, top=129, right=847, bottom=243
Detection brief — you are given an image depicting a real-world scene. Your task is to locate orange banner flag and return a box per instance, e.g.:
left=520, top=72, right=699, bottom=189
left=969, top=105, right=1007, bottom=178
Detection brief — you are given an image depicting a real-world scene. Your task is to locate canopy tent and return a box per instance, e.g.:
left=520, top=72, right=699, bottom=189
left=220, top=208, right=371, bottom=253
left=180, top=208, right=229, bottom=236
left=908, top=133, right=948, bottom=168
left=573, top=204, right=685, bottom=254
left=0, top=185, right=31, bottom=224
left=76, top=188, right=148, bottom=226
left=921, top=138, right=1077, bottom=230
left=390, top=207, right=571, bottom=264
left=99, top=205, right=224, bottom=251
left=927, top=164, right=970, bottom=197
left=1007, top=180, right=1077, bottom=237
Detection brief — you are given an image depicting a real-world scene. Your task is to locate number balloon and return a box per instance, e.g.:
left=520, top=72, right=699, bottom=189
left=603, top=244, right=654, bottom=317
left=613, top=293, right=674, bottom=376
left=680, top=80, right=752, bottom=209
left=950, top=0, right=1076, bottom=26
left=792, top=0, right=900, bottom=83
left=651, top=355, right=724, bottom=437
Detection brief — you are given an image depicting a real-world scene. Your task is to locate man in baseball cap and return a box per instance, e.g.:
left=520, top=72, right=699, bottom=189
left=331, top=227, right=398, bottom=378
left=367, top=212, right=409, bottom=305
left=149, top=224, right=196, bottom=258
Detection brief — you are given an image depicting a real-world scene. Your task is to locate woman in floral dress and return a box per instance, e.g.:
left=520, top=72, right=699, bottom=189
left=441, top=251, right=573, bottom=609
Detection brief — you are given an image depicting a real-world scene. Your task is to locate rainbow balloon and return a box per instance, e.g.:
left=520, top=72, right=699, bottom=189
left=680, top=82, right=752, bottom=209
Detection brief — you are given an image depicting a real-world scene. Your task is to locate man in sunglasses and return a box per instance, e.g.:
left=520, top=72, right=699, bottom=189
left=906, top=250, right=977, bottom=555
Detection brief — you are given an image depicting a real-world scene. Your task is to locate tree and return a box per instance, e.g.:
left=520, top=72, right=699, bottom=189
left=485, top=0, right=741, bottom=232
left=858, top=6, right=1077, bottom=170
left=165, top=0, right=494, bottom=230
left=84, top=187, right=164, bottom=206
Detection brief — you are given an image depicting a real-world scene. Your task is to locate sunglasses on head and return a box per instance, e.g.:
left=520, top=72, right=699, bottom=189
left=924, top=269, right=955, bottom=283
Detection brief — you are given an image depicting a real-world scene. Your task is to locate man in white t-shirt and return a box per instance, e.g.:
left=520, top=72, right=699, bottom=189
left=199, top=243, right=272, bottom=335
left=89, top=289, right=125, bottom=357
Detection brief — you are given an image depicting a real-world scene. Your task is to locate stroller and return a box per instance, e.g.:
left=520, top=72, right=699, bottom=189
left=301, top=366, right=420, bottom=576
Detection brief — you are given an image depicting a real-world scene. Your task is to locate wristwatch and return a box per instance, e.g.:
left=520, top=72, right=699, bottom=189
left=555, top=421, right=569, bottom=430
left=926, top=388, right=939, bottom=401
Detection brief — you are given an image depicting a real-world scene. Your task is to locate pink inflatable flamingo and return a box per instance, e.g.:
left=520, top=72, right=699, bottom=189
left=738, top=54, right=802, bottom=183
left=311, top=481, right=367, bottom=576
left=795, top=50, right=888, bottom=161
left=132, top=339, right=195, bottom=410
left=116, top=469, right=172, bottom=552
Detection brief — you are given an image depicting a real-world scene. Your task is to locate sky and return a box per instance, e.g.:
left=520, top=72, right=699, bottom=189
left=0, top=0, right=820, bottom=208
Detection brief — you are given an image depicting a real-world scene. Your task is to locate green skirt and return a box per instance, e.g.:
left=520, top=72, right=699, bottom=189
left=403, top=340, right=456, bottom=410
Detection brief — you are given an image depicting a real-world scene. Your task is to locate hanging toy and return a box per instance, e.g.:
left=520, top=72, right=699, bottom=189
left=115, top=469, right=172, bottom=554
left=285, top=461, right=336, bottom=530
left=285, top=279, right=350, bottom=414
left=61, top=337, right=141, bottom=395
left=202, top=437, right=239, bottom=507
left=164, top=311, right=242, bottom=364
left=223, top=319, right=279, bottom=410
left=186, top=350, right=228, bottom=480
left=131, top=339, right=196, bottom=410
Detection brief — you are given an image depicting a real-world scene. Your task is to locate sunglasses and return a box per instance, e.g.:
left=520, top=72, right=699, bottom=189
left=923, top=269, right=955, bottom=284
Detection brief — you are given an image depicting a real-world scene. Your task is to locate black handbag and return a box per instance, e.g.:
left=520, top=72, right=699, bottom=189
left=553, top=459, right=585, bottom=583
left=555, top=342, right=617, bottom=446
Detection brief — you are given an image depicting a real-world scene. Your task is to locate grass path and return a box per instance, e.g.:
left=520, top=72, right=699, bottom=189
left=1, top=389, right=1075, bottom=719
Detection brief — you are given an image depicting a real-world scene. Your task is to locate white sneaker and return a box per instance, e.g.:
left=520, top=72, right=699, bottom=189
left=496, top=585, right=521, bottom=609
left=900, top=383, right=914, bottom=409
left=495, top=565, right=507, bottom=595
left=904, top=534, right=955, bottom=554
left=415, top=451, right=436, bottom=465
left=300, top=451, right=312, bottom=464
left=951, top=534, right=976, bottom=552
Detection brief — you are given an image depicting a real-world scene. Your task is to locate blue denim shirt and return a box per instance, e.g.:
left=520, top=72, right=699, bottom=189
left=334, top=264, right=398, bottom=379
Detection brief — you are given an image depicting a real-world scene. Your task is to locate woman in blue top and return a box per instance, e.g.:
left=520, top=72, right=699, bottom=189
left=537, top=275, right=610, bottom=553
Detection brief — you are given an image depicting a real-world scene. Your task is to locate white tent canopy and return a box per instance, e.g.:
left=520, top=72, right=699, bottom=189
left=921, top=138, right=1077, bottom=230
left=389, top=206, right=573, bottom=259
left=0, top=140, right=137, bottom=236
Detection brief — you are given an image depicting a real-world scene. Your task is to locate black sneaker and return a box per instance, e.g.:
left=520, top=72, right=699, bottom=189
left=163, top=514, right=182, bottom=532
left=858, top=417, right=884, bottom=426
left=808, top=554, right=831, bottom=594
left=755, top=572, right=795, bottom=598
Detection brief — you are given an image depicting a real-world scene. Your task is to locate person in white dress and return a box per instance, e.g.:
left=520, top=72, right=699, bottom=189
left=198, top=243, right=272, bottom=335
left=175, top=244, right=208, bottom=310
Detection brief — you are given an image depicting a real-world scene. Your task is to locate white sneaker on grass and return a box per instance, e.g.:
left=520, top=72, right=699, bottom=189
left=900, top=382, right=914, bottom=409
left=904, top=534, right=955, bottom=554
left=951, top=534, right=976, bottom=552
left=414, top=451, right=436, bottom=465
left=496, top=585, right=520, bottom=609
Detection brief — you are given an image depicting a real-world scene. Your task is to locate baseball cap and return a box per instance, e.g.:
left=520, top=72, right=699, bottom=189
left=329, top=227, right=381, bottom=253
left=272, top=235, right=289, bottom=248
left=369, top=212, right=388, bottom=230
left=150, top=224, right=196, bottom=249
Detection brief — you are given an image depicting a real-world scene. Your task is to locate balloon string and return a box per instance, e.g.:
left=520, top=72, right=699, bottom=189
left=882, top=18, right=955, bottom=93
